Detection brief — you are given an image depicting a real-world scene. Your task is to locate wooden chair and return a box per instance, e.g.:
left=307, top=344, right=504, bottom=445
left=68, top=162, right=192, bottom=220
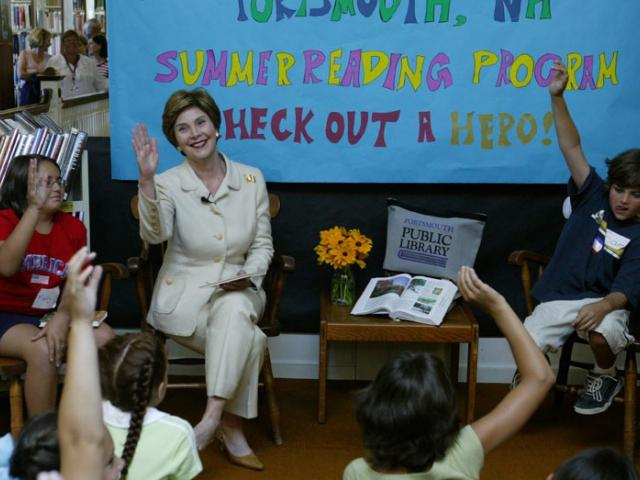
left=128, top=193, right=295, bottom=445
left=508, top=249, right=640, bottom=459
left=0, top=261, right=128, bottom=439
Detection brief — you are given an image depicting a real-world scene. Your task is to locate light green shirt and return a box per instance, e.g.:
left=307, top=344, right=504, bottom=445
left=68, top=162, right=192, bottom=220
left=102, top=401, right=202, bottom=480
left=343, top=425, right=484, bottom=480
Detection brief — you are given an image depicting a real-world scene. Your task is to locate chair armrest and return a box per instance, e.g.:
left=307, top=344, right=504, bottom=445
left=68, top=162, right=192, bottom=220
left=100, top=262, right=129, bottom=280
left=282, top=254, right=296, bottom=273
left=260, top=253, right=296, bottom=336
left=508, top=250, right=551, bottom=267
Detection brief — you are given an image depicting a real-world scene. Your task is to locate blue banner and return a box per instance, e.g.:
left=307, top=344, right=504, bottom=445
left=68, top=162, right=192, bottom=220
left=108, top=1, right=639, bottom=183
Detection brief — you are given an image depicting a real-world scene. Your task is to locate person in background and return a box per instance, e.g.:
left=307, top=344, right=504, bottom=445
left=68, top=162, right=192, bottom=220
left=132, top=88, right=273, bottom=471
left=17, top=27, right=52, bottom=106
left=9, top=412, right=60, bottom=479
left=99, top=332, right=202, bottom=479
left=88, top=34, right=108, bottom=79
left=344, top=267, right=554, bottom=480
left=0, top=155, right=114, bottom=417
left=46, top=30, right=107, bottom=98
left=77, top=35, right=88, bottom=56
left=548, top=447, right=638, bottom=480
left=82, top=18, right=102, bottom=41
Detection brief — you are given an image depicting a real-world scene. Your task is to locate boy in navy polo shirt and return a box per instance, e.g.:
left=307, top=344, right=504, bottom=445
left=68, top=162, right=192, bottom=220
left=522, top=61, right=640, bottom=415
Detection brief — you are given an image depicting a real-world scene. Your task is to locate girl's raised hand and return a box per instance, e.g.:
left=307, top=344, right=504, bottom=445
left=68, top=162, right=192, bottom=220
left=548, top=61, right=569, bottom=97
left=26, top=158, right=52, bottom=209
left=457, top=266, right=505, bottom=315
left=66, top=247, right=102, bottom=324
left=131, top=123, right=159, bottom=181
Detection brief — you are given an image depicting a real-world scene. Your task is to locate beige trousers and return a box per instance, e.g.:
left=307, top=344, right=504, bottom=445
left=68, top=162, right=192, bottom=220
left=169, top=288, right=266, bottom=419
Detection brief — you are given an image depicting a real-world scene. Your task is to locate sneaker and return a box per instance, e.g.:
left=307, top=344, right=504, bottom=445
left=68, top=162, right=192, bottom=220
left=574, top=372, right=623, bottom=415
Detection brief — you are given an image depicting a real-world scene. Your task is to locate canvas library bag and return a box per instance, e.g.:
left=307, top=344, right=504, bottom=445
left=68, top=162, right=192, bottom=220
left=383, top=198, right=487, bottom=281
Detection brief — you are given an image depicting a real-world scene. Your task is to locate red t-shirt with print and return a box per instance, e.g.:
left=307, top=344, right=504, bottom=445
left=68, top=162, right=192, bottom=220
left=0, top=209, right=87, bottom=315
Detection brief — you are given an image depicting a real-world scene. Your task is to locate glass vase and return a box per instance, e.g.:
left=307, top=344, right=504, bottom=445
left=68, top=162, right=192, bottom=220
left=330, top=266, right=356, bottom=306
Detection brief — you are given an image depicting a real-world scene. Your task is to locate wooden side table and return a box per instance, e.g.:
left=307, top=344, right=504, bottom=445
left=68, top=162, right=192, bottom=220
left=318, top=291, right=479, bottom=424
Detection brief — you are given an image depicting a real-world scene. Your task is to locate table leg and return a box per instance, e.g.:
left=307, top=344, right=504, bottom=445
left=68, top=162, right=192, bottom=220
left=318, top=327, right=328, bottom=423
left=450, top=343, right=460, bottom=385
left=466, top=336, right=479, bottom=423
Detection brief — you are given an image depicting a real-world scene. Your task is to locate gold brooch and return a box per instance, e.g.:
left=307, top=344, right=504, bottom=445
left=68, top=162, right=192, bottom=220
left=244, top=174, right=256, bottom=183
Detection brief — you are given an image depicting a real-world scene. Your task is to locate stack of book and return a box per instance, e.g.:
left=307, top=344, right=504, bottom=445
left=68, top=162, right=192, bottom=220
left=0, top=111, right=88, bottom=200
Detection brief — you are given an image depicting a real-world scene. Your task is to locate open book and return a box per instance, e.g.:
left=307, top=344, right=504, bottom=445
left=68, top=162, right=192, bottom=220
left=351, top=274, right=458, bottom=326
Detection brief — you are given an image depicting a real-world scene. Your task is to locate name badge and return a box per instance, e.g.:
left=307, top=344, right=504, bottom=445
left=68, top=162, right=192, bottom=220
left=32, top=286, right=60, bottom=310
left=31, top=274, right=50, bottom=285
left=604, top=229, right=631, bottom=259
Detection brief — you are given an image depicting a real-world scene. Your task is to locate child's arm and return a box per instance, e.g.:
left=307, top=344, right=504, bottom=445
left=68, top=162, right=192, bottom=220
left=573, top=292, right=627, bottom=332
left=458, top=267, right=554, bottom=455
left=549, top=61, right=591, bottom=190
left=0, top=159, right=52, bottom=277
left=58, top=247, right=107, bottom=480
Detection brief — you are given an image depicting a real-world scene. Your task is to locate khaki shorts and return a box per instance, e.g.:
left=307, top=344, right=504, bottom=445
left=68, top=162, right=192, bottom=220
left=523, top=298, right=634, bottom=355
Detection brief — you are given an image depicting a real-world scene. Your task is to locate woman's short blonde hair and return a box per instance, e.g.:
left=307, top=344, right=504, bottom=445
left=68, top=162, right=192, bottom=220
left=162, top=89, right=222, bottom=147
left=28, top=27, right=52, bottom=49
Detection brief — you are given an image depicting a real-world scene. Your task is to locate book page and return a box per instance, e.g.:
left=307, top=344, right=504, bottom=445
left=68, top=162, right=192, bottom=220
left=351, top=273, right=412, bottom=315
left=391, top=277, right=457, bottom=325
left=200, top=271, right=265, bottom=288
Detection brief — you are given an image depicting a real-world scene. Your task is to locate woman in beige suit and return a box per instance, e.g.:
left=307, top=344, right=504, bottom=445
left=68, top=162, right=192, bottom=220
left=132, top=88, right=273, bottom=471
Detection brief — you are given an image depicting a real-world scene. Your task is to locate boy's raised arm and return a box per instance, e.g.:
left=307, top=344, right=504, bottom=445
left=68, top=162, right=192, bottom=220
left=549, top=61, right=590, bottom=189
left=459, top=267, right=554, bottom=455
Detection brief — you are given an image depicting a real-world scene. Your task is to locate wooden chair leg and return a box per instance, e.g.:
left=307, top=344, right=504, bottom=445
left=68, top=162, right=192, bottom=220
left=261, top=347, right=282, bottom=445
left=9, top=374, right=25, bottom=438
left=555, top=336, right=575, bottom=406
left=623, top=351, right=637, bottom=460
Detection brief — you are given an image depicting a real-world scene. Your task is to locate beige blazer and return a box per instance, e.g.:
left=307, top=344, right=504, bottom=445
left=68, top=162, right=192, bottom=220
left=138, top=155, right=274, bottom=336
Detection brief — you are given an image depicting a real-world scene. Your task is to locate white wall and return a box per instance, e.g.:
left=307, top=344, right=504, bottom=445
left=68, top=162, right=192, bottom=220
left=141, top=332, right=620, bottom=385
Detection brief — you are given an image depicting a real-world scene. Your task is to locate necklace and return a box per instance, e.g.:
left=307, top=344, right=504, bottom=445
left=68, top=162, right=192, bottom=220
left=64, top=56, right=79, bottom=92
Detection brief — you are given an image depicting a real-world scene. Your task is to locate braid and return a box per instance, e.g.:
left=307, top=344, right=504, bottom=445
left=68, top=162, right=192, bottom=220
left=120, top=361, right=153, bottom=477
left=98, top=332, right=168, bottom=478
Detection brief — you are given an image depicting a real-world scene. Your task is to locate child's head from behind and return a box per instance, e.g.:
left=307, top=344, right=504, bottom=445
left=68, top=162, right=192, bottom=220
left=605, top=149, right=640, bottom=222
left=100, top=332, right=168, bottom=410
left=99, top=332, right=167, bottom=476
left=10, top=411, right=59, bottom=480
left=549, top=447, right=638, bottom=480
left=354, top=351, right=459, bottom=474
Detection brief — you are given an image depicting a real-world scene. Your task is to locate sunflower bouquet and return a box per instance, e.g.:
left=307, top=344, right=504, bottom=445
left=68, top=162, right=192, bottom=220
left=314, top=226, right=373, bottom=270
left=314, top=226, right=373, bottom=305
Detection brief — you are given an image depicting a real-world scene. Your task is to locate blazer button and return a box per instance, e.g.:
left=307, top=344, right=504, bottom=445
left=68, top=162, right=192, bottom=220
left=165, top=277, right=173, bottom=285
left=213, top=256, right=221, bottom=263
left=215, top=233, right=223, bottom=240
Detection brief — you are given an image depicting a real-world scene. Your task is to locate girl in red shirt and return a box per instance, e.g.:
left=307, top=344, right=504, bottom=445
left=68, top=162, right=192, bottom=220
left=0, top=155, right=114, bottom=416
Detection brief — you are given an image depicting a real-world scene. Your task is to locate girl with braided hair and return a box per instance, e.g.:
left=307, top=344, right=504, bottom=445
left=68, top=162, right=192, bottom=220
left=99, top=332, right=202, bottom=479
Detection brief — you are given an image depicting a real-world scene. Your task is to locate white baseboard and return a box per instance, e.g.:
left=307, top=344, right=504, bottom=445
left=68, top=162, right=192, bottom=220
left=110, top=330, right=624, bottom=385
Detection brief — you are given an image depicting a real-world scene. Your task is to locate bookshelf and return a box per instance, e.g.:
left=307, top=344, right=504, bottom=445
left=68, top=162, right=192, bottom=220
left=34, top=0, right=62, bottom=53
left=0, top=112, right=92, bottom=243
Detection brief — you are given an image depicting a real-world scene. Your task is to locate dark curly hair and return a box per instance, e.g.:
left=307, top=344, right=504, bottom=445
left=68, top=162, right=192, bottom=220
left=553, top=447, right=638, bottom=480
left=10, top=411, right=60, bottom=480
left=0, top=154, right=60, bottom=216
left=354, top=351, right=460, bottom=473
left=99, top=332, right=167, bottom=478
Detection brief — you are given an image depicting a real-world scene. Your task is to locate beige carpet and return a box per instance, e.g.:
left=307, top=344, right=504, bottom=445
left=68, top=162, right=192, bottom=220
left=156, top=379, right=631, bottom=479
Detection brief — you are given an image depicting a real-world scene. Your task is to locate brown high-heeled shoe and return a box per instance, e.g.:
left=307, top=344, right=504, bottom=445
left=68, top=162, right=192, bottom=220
left=215, top=432, right=264, bottom=471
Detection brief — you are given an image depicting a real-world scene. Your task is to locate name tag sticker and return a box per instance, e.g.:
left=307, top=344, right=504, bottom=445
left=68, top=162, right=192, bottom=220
left=32, top=286, right=60, bottom=310
left=30, top=274, right=49, bottom=285
left=604, top=229, right=631, bottom=259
